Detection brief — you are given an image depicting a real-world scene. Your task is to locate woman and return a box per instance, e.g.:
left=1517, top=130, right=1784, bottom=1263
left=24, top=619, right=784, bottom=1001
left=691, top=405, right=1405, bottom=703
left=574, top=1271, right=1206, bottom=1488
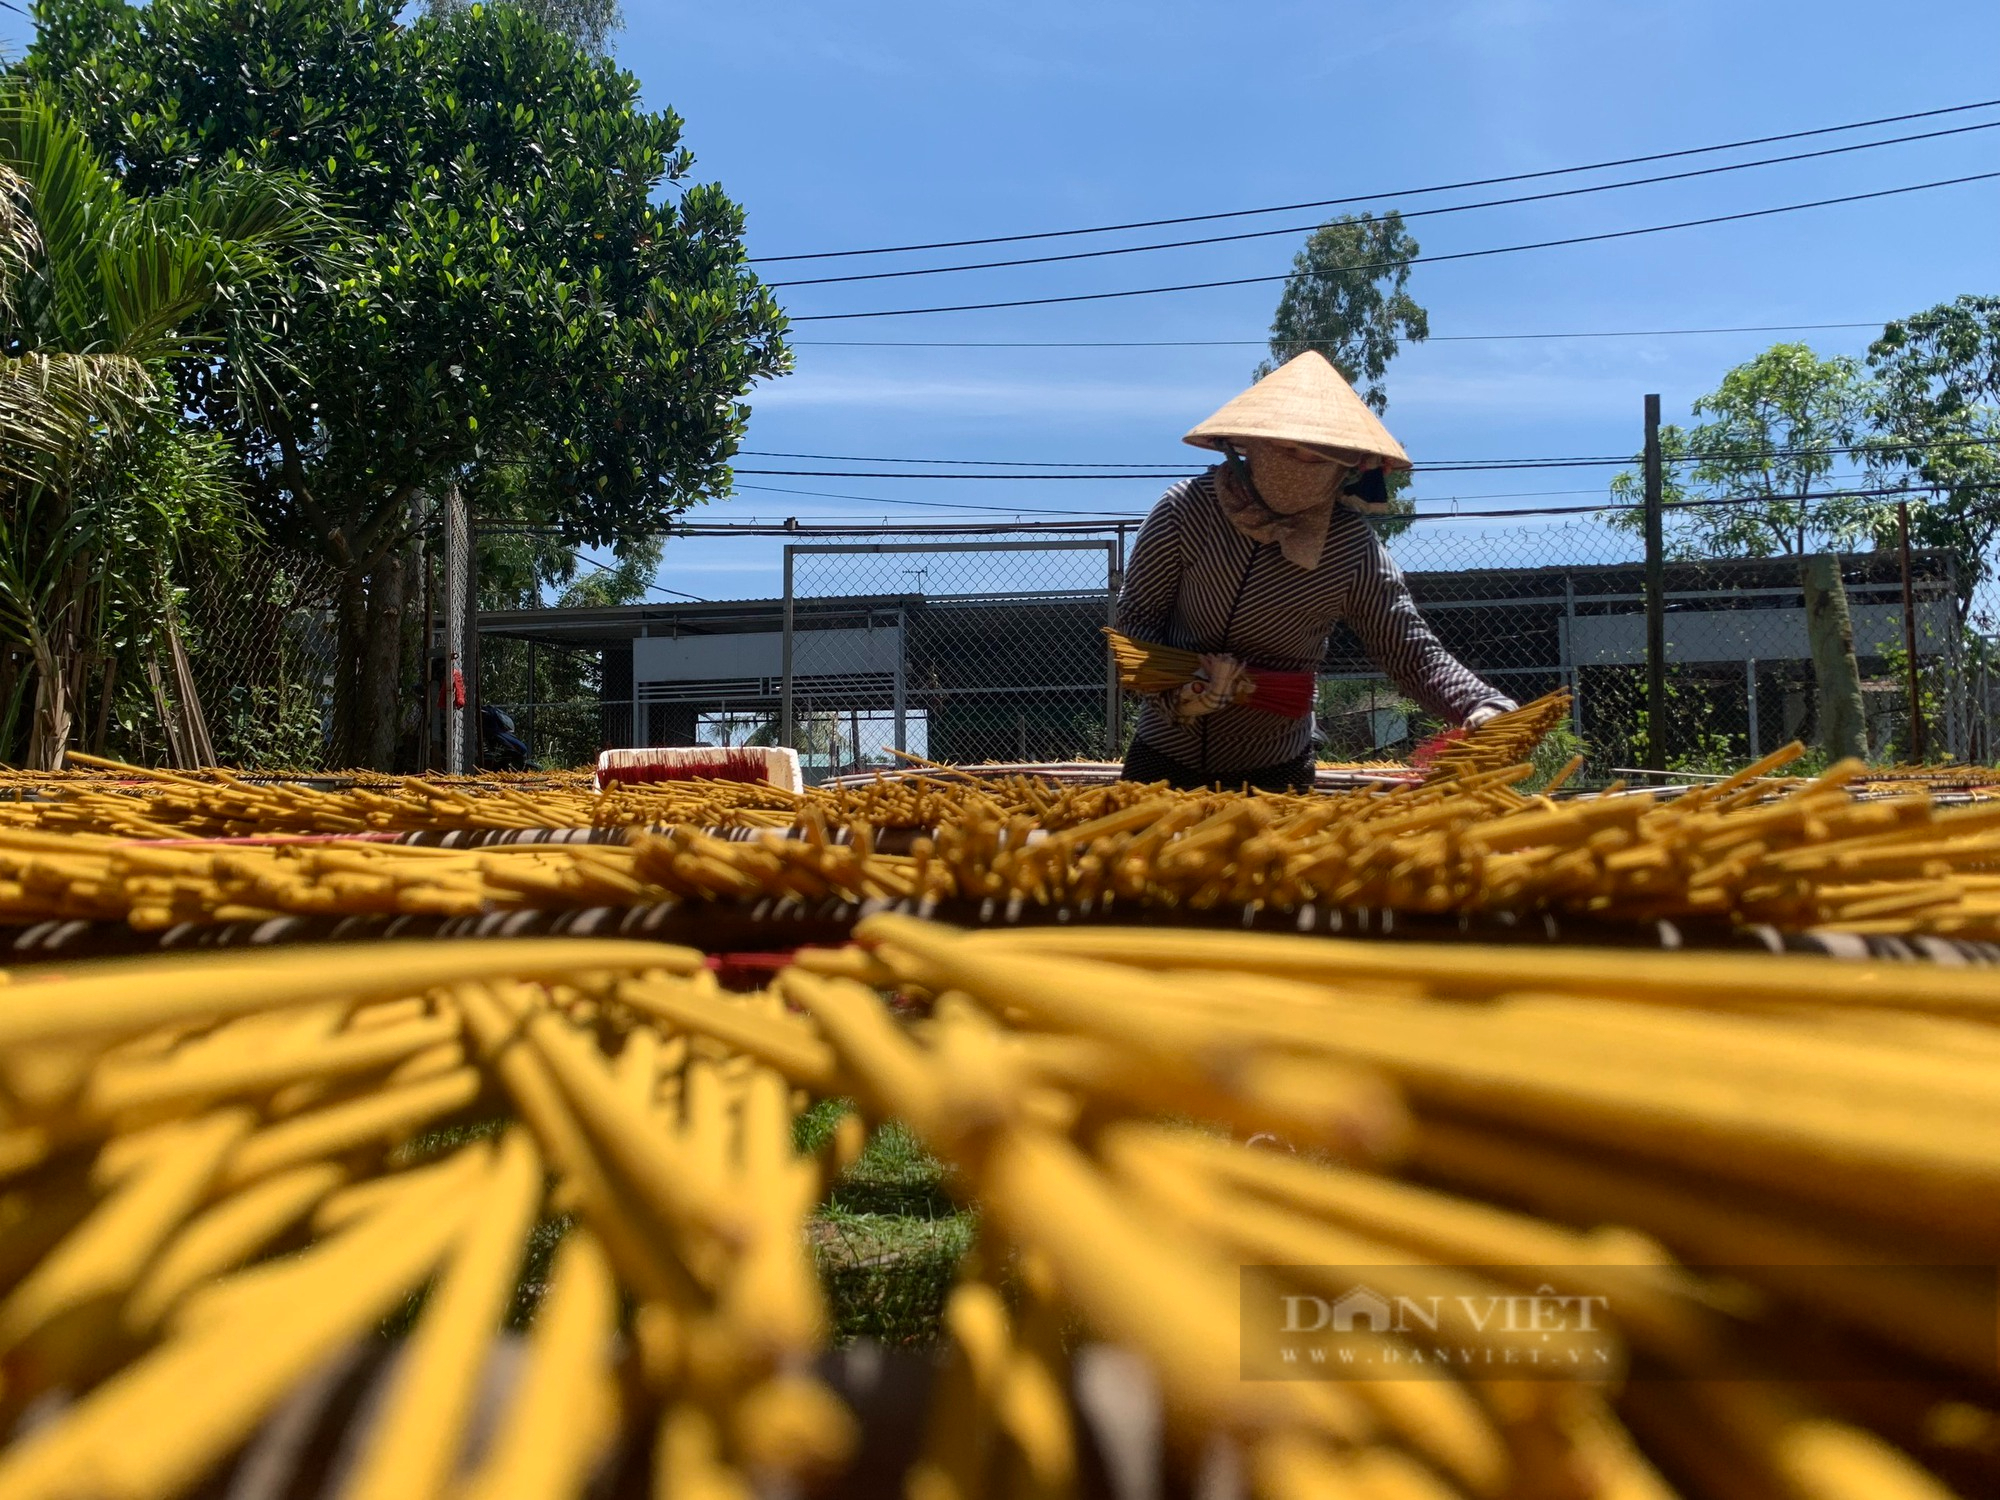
left=1118, top=352, right=1513, bottom=791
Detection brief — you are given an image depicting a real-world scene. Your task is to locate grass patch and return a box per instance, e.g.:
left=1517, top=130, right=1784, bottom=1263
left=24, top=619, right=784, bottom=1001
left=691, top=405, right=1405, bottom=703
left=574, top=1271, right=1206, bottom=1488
left=829, top=1119, right=959, bottom=1219
left=800, top=1105, right=975, bottom=1345
left=812, top=1206, right=977, bottom=1348
left=793, top=1096, right=852, bottom=1156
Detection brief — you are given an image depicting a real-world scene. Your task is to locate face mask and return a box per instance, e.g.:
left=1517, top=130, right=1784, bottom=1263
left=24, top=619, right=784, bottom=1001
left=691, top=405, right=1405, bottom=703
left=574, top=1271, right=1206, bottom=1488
left=1243, top=442, right=1352, bottom=515
left=1214, top=443, right=1344, bottom=570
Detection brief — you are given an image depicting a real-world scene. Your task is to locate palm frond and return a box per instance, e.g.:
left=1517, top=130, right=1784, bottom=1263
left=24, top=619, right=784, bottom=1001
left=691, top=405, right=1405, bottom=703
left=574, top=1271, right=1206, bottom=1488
left=142, top=169, right=341, bottom=267
left=0, top=163, right=41, bottom=327
left=0, top=88, right=126, bottom=350
left=0, top=350, right=155, bottom=483
left=103, top=169, right=346, bottom=361
left=90, top=227, right=225, bottom=358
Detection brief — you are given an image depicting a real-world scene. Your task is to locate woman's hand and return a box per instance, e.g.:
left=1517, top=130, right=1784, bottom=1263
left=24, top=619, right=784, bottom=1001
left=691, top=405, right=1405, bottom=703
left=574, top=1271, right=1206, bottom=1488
left=1164, top=654, right=1253, bottom=722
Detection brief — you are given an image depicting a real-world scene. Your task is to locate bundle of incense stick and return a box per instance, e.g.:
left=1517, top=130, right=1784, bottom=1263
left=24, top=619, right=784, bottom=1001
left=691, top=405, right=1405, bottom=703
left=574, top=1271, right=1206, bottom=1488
left=6, top=918, right=1999, bottom=1497
left=1416, top=691, right=1577, bottom=779
left=4, top=739, right=2000, bottom=941
left=595, top=746, right=804, bottom=794
left=1100, top=627, right=1317, bottom=718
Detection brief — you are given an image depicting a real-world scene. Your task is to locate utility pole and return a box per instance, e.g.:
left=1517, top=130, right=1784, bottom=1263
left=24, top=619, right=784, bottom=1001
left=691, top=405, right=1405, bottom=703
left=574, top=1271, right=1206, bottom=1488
left=462, top=513, right=482, bottom=774
left=444, top=485, right=468, bottom=774
left=1643, top=394, right=1666, bottom=773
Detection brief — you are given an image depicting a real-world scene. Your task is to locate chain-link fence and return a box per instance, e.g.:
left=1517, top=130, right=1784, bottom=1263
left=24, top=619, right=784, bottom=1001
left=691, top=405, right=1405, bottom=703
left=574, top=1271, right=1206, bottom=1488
left=772, top=541, right=1120, bottom=783
left=168, top=498, right=1996, bottom=780
left=458, top=494, right=1999, bottom=781
left=1357, top=498, right=1980, bottom=778
left=171, top=547, right=340, bottom=770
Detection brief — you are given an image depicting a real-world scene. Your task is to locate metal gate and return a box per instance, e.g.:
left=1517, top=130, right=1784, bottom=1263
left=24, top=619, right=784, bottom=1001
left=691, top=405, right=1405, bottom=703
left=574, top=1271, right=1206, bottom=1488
left=780, top=540, right=1121, bottom=782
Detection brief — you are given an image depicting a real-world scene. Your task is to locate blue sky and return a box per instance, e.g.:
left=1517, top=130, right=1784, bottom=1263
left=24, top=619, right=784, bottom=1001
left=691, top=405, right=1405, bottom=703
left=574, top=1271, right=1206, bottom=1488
left=9, top=2, right=1999, bottom=600
left=627, top=0, right=2000, bottom=598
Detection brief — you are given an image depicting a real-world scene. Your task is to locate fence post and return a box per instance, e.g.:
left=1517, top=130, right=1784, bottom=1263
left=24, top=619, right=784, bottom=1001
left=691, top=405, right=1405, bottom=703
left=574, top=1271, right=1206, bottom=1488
left=443, top=484, right=468, bottom=774
left=1104, top=536, right=1122, bottom=759
left=893, top=606, right=908, bottom=755
left=1643, top=394, right=1666, bottom=772
left=1898, top=500, right=1926, bottom=762
left=780, top=546, right=797, bottom=749
left=420, top=513, right=437, bottom=772
left=1745, top=658, right=1760, bottom=761
left=1561, top=570, right=1581, bottom=739
left=463, top=515, right=481, bottom=773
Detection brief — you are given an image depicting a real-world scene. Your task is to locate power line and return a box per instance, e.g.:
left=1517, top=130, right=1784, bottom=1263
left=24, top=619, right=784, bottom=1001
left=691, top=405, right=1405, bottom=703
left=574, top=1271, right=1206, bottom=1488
left=484, top=518, right=1140, bottom=539
left=736, top=469, right=1208, bottom=479
left=493, top=481, right=1999, bottom=542
left=731, top=433, right=2000, bottom=481
left=791, top=321, right=1889, bottom=348
left=789, top=169, right=2000, bottom=322
left=767, top=120, right=2000, bottom=289
left=731, top=481, right=1150, bottom=517
left=727, top=482, right=1618, bottom=517
left=567, top=549, right=708, bottom=602
left=742, top=452, right=1185, bottom=470
left=754, top=96, right=2000, bottom=261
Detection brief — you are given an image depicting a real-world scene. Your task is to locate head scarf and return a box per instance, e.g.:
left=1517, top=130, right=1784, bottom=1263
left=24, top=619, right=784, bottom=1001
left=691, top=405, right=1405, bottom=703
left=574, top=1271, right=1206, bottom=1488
left=1211, top=442, right=1351, bottom=570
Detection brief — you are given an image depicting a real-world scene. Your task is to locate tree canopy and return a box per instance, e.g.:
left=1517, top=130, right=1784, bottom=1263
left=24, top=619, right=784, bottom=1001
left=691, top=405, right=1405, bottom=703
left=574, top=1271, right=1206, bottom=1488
left=1868, top=295, right=2000, bottom=594
left=1261, top=212, right=1425, bottom=536
left=21, top=0, right=789, bottom=763
left=1610, top=343, right=1883, bottom=557
left=1610, top=321, right=2000, bottom=596
left=1261, top=211, right=1427, bottom=414
left=427, top=0, right=622, bottom=56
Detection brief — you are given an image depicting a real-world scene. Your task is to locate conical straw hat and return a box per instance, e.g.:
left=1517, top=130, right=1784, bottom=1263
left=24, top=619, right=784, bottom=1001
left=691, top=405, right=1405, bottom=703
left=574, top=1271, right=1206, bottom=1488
left=1183, top=351, right=1411, bottom=469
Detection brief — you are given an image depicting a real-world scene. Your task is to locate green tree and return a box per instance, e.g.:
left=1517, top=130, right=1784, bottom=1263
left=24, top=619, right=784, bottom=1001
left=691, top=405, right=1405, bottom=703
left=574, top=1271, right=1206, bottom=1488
left=427, top=0, right=622, bottom=55
left=0, top=91, right=326, bottom=767
left=24, top=0, right=789, bottom=769
left=1262, top=211, right=1425, bottom=536
left=1261, top=211, right=1427, bottom=410
left=1868, top=295, right=2000, bottom=599
left=1609, top=343, right=1880, bottom=556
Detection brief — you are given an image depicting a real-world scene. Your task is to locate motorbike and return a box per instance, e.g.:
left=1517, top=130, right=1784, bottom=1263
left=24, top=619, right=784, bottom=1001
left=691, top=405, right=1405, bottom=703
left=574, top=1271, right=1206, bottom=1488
left=479, top=706, right=540, bottom=772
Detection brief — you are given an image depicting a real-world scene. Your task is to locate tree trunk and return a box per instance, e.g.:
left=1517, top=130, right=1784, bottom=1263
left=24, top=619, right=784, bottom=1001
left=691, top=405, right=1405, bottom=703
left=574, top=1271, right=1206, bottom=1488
left=26, top=633, right=69, bottom=771
left=1800, top=553, right=1867, bottom=763
left=332, top=561, right=370, bottom=768
left=331, top=559, right=410, bottom=772
left=360, top=553, right=406, bottom=771
left=395, top=528, right=424, bottom=771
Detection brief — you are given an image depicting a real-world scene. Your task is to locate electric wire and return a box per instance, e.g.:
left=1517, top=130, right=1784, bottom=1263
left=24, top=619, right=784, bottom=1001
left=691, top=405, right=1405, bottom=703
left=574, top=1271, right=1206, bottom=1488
left=730, top=482, right=1152, bottom=517
left=790, top=321, right=1889, bottom=348
left=732, top=434, right=2000, bottom=478
left=765, top=119, right=2000, bottom=288
left=481, top=481, right=1996, bottom=544
left=753, top=96, right=2000, bottom=261
left=788, top=169, right=2000, bottom=321
left=567, top=549, right=709, bottom=603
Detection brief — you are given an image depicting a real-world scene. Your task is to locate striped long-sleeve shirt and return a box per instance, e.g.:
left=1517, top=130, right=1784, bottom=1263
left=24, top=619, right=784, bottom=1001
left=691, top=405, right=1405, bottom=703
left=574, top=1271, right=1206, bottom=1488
left=1118, top=470, right=1513, bottom=775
